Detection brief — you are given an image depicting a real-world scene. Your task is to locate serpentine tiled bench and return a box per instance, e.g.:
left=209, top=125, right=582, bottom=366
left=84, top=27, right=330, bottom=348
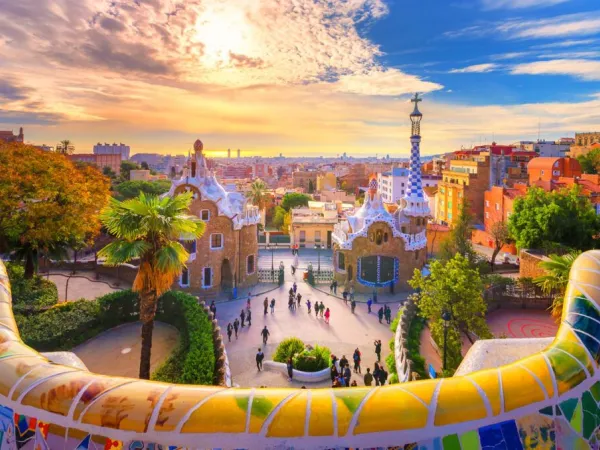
left=1, top=252, right=600, bottom=449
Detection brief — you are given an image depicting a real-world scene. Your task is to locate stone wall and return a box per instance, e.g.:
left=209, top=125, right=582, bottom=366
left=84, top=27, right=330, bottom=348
left=519, top=249, right=550, bottom=279
left=199, top=297, right=232, bottom=387
left=394, top=296, right=418, bottom=382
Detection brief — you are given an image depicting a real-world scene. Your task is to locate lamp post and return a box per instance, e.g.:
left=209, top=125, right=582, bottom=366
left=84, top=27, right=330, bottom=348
left=316, top=244, right=321, bottom=274
left=442, top=310, right=451, bottom=372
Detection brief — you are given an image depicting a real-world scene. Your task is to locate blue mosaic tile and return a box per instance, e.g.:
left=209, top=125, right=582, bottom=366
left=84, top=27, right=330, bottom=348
left=478, top=420, right=523, bottom=450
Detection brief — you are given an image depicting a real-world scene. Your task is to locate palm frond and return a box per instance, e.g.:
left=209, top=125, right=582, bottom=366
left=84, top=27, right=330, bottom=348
left=98, top=239, right=150, bottom=265
left=155, top=240, right=188, bottom=273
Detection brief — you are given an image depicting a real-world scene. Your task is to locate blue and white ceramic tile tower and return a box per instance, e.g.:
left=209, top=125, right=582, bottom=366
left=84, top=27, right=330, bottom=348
left=402, top=93, right=431, bottom=217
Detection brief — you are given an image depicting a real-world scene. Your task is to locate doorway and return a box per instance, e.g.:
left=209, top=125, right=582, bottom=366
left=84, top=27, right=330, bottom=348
left=221, top=259, right=233, bottom=292
left=327, top=230, right=332, bottom=249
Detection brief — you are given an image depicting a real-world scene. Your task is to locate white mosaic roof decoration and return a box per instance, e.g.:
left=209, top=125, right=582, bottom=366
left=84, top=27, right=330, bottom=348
left=166, top=139, right=261, bottom=230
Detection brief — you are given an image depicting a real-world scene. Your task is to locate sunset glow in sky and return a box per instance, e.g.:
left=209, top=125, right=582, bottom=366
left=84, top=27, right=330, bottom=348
left=0, top=0, right=599, bottom=156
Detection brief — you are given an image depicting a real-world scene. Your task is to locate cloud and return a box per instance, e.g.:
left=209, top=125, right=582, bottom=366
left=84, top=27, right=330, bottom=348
left=532, top=38, right=597, bottom=49
left=491, top=52, right=532, bottom=60
left=481, top=0, right=570, bottom=9
left=449, top=63, right=500, bottom=73
left=511, top=58, right=600, bottom=80
left=0, top=79, right=32, bottom=101
left=445, top=12, right=600, bottom=40
left=332, top=69, right=443, bottom=96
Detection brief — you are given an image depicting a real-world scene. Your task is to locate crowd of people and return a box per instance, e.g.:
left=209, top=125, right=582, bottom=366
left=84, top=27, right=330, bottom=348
left=329, top=340, right=389, bottom=387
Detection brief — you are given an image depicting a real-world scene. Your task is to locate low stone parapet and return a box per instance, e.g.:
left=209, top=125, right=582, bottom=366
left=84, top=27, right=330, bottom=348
left=263, top=360, right=331, bottom=382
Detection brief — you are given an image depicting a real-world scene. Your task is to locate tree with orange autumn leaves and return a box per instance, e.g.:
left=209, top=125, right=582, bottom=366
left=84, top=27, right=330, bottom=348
left=0, top=142, right=110, bottom=278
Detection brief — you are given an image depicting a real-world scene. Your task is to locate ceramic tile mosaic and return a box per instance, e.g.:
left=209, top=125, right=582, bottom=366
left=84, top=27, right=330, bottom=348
left=3, top=253, right=600, bottom=448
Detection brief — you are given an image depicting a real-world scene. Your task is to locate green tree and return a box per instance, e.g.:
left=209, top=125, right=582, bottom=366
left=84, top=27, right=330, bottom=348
left=114, top=180, right=171, bottom=200
left=120, top=161, right=141, bottom=181
left=308, top=179, right=315, bottom=194
left=281, top=193, right=311, bottom=211
left=102, top=166, right=117, bottom=180
left=534, top=251, right=581, bottom=322
left=246, top=180, right=270, bottom=210
left=56, top=139, right=74, bottom=155
left=508, top=186, right=600, bottom=251
left=409, top=254, right=492, bottom=371
left=0, top=143, right=110, bottom=278
left=99, top=192, right=205, bottom=379
left=577, top=148, right=600, bottom=174
left=439, top=199, right=479, bottom=267
left=140, top=161, right=150, bottom=170
left=272, top=206, right=287, bottom=229
left=490, top=221, right=511, bottom=270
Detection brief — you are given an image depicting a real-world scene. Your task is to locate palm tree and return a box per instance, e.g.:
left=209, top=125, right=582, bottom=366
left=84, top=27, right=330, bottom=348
left=534, top=251, right=581, bottom=322
left=246, top=179, right=270, bottom=210
left=99, top=191, right=205, bottom=379
left=57, top=139, right=74, bottom=155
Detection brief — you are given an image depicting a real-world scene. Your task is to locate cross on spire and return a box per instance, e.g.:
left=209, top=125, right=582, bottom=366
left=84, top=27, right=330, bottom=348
left=411, top=92, right=422, bottom=105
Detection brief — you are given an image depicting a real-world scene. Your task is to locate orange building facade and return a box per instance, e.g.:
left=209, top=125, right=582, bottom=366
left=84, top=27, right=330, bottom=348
left=527, top=157, right=582, bottom=184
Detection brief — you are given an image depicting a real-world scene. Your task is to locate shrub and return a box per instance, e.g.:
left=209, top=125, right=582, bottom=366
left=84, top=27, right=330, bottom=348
left=390, top=307, right=403, bottom=333
left=385, top=352, right=396, bottom=376
left=273, top=337, right=305, bottom=363
left=388, top=373, right=399, bottom=385
left=406, top=316, right=427, bottom=379
left=16, top=288, right=216, bottom=385
left=293, top=345, right=331, bottom=372
left=7, top=262, right=58, bottom=310
left=154, top=291, right=216, bottom=385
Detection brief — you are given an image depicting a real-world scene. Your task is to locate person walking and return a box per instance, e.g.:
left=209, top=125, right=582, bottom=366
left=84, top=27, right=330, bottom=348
left=256, top=348, right=264, bottom=371
left=314, top=301, right=320, bottom=317
left=289, top=287, right=294, bottom=297
left=324, top=307, right=330, bottom=324
left=385, top=305, right=391, bottom=325
left=247, top=308, right=252, bottom=327
left=297, top=293, right=302, bottom=308
left=330, top=364, right=339, bottom=383
left=286, top=357, right=294, bottom=381
left=367, top=297, right=372, bottom=313
left=263, top=297, right=268, bottom=315
left=320, top=303, right=325, bottom=318
left=210, top=301, right=217, bottom=319
left=246, top=296, right=251, bottom=311
left=373, top=362, right=381, bottom=386
left=233, top=318, right=240, bottom=340
left=329, top=281, right=334, bottom=294
left=333, top=280, right=338, bottom=294
left=306, top=299, right=312, bottom=314
left=261, top=326, right=270, bottom=345
left=350, top=286, right=355, bottom=302
left=270, top=298, right=275, bottom=314
left=226, top=322, right=233, bottom=342
left=351, top=299, right=356, bottom=314
left=353, top=348, right=362, bottom=374
left=293, top=282, right=297, bottom=294
left=342, top=290, right=348, bottom=305
left=364, top=368, right=373, bottom=386
left=374, top=340, right=382, bottom=362
left=240, top=309, right=246, bottom=328
left=378, top=307, right=384, bottom=324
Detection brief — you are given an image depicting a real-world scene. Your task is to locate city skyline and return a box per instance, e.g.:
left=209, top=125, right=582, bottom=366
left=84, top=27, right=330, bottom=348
left=0, top=0, right=599, bottom=156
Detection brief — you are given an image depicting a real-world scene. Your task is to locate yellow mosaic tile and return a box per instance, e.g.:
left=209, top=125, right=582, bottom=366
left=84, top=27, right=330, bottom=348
left=248, top=389, right=294, bottom=434
left=355, top=386, right=429, bottom=434
left=0, top=355, right=45, bottom=398
left=267, top=391, right=307, bottom=438
left=400, top=379, right=438, bottom=405
left=308, top=390, right=334, bottom=437
left=434, top=378, right=488, bottom=426
left=501, top=365, right=546, bottom=412
left=154, top=385, right=223, bottom=432
left=181, top=388, right=250, bottom=434
left=469, top=369, right=502, bottom=416
left=519, top=354, right=555, bottom=399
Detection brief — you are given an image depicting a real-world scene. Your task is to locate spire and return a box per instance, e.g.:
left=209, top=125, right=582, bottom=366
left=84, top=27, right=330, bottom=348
left=402, top=93, right=430, bottom=217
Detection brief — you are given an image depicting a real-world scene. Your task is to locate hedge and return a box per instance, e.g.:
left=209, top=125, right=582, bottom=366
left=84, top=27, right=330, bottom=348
left=152, top=291, right=216, bottom=385
left=407, top=316, right=427, bottom=379
left=7, top=263, right=58, bottom=311
left=16, top=289, right=216, bottom=385
left=293, top=345, right=330, bottom=372
left=273, top=337, right=305, bottom=363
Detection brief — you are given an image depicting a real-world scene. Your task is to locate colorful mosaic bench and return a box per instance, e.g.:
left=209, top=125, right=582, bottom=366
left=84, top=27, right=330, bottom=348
left=1, top=251, right=600, bottom=449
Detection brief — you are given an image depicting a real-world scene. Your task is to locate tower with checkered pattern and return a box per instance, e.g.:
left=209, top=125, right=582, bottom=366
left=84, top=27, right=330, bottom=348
left=402, top=93, right=430, bottom=217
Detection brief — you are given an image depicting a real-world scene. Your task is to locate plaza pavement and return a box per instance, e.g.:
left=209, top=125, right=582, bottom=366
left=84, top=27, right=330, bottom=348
left=47, top=270, right=131, bottom=302
left=215, top=272, right=402, bottom=388
left=72, top=322, right=179, bottom=378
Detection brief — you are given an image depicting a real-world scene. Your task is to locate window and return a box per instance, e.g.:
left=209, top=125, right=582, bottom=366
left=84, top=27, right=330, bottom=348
left=299, top=230, right=306, bottom=242
left=485, top=212, right=490, bottom=219
left=247, top=255, right=255, bottom=275
left=210, top=233, right=223, bottom=249
left=182, top=239, right=196, bottom=254
left=202, top=267, right=212, bottom=288
left=384, top=233, right=389, bottom=243
left=376, top=230, right=383, bottom=245
left=200, top=210, right=210, bottom=221
left=485, top=200, right=489, bottom=207
left=315, top=230, right=321, bottom=243
left=338, top=252, right=345, bottom=271
left=180, top=268, right=189, bottom=287
left=541, top=170, right=545, bottom=175
left=401, top=226, right=407, bottom=233
left=495, top=203, right=500, bottom=211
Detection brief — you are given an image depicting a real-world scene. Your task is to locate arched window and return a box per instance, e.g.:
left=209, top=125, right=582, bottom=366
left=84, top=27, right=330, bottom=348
left=384, top=233, right=389, bottom=243
left=376, top=230, right=383, bottom=245
left=401, top=226, right=407, bottom=234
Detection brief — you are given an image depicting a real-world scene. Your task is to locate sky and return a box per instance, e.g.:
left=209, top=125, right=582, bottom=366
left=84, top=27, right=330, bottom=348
left=0, top=0, right=599, bottom=157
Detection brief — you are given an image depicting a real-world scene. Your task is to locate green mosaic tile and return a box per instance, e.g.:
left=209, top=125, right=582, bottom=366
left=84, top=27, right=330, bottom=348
left=459, top=430, right=480, bottom=450
left=442, top=434, right=461, bottom=450
left=582, top=391, right=600, bottom=439
left=571, top=400, right=583, bottom=434
left=592, top=381, right=600, bottom=402
left=540, top=406, right=554, bottom=416
left=561, top=398, right=579, bottom=422
left=547, top=348, right=587, bottom=394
